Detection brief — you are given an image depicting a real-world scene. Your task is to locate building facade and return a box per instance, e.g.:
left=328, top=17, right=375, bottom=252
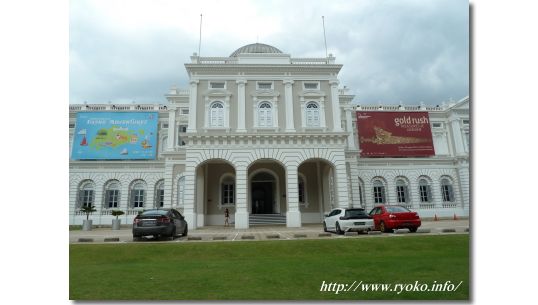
left=69, top=43, right=470, bottom=228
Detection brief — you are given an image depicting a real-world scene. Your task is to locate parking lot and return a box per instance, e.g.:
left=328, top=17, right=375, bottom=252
left=70, top=219, right=469, bottom=244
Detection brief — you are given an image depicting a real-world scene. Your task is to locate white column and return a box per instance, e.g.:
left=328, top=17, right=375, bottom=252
left=167, top=107, right=176, bottom=150
left=345, top=107, right=356, bottom=150
left=236, top=79, right=247, bottom=132
left=235, top=166, right=249, bottom=229
left=348, top=160, right=361, bottom=208
left=164, top=162, right=174, bottom=208
left=183, top=162, right=197, bottom=228
left=334, top=162, right=350, bottom=208
left=286, top=164, right=302, bottom=227
left=457, top=158, right=470, bottom=210
left=187, top=80, right=198, bottom=132
left=330, top=79, right=343, bottom=132
left=283, top=79, right=295, bottom=132
left=449, top=113, right=465, bottom=156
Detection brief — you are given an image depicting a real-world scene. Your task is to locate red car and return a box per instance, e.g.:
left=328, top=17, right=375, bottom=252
left=368, top=205, right=421, bottom=232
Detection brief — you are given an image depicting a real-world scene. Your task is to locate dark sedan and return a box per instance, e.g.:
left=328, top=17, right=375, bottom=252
left=132, top=208, right=188, bottom=240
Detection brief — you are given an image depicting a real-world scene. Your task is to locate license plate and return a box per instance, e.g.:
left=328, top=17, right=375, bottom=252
left=143, top=220, right=156, bottom=226
left=354, top=222, right=365, bottom=225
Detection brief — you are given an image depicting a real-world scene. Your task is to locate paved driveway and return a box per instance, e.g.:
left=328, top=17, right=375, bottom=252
left=70, top=219, right=469, bottom=244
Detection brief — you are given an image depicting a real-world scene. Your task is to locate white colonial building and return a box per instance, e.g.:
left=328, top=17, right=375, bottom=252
left=69, top=43, right=469, bottom=228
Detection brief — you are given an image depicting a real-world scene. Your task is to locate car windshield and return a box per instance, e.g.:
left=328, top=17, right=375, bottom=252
left=139, top=209, right=168, bottom=216
left=386, top=206, right=410, bottom=213
left=345, top=209, right=367, bottom=217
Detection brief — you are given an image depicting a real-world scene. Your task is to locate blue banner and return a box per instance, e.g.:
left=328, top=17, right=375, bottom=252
left=71, top=112, right=158, bottom=160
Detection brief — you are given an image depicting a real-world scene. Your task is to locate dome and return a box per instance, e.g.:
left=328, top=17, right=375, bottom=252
left=230, top=43, right=283, bottom=57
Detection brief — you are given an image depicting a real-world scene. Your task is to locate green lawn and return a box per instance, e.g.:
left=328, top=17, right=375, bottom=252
left=70, top=234, right=469, bottom=300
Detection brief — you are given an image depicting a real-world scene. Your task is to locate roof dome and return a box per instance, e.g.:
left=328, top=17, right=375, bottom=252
left=230, top=43, right=283, bottom=57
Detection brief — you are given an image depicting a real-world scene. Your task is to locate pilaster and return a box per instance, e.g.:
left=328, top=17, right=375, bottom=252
left=187, top=80, right=199, bottom=132
left=283, top=79, right=295, bottom=132
left=236, top=79, right=247, bottom=132
left=330, top=79, right=343, bottom=131
left=167, top=107, right=177, bottom=150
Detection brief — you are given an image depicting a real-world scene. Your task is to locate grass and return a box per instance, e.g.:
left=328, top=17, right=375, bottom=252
left=70, top=234, right=469, bottom=300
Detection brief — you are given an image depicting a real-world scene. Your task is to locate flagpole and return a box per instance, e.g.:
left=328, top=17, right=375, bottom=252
left=198, top=14, right=202, bottom=63
left=322, top=16, right=328, bottom=59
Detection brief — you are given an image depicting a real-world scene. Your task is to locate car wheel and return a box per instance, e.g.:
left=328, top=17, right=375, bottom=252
left=133, top=235, right=140, bottom=242
left=183, top=225, right=188, bottom=237
left=409, top=227, right=418, bottom=233
left=336, top=222, right=343, bottom=235
left=379, top=221, right=387, bottom=233
left=323, top=222, right=328, bottom=232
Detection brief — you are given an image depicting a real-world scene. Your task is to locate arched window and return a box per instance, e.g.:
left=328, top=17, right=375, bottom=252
left=78, top=180, right=95, bottom=209
left=220, top=174, right=235, bottom=206
left=177, top=176, right=185, bottom=207
left=395, top=178, right=410, bottom=204
left=258, top=102, right=273, bottom=127
left=305, top=102, right=320, bottom=127
left=372, top=179, right=386, bottom=204
left=441, top=177, right=455, bottom=202
left=209, top=101, right=224, bottom=127
left=104, top=180, right=120, bottom=209
left=419, top=178, right=432, bottom=203
left=155, top=180, right=165, bottom=208
left=130, top=180, right=146, bottom=208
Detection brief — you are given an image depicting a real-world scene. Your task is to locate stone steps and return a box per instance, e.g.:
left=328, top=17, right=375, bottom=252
left=249, top=214, right=286, bottom=225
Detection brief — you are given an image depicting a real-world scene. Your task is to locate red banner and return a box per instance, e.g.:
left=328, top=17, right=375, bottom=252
left=356, top=111, right=435, bottom=157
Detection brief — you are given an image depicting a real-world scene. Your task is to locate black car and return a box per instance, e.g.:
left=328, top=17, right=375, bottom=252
left=132, top=208, right=188, bottom=240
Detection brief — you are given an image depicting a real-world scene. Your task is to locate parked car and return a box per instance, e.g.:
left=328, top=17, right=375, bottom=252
left=323, top=208, right=374, bottom=234
left=132, top=208, right=188, bottom=240
left=368, top=205, right=421, bottom=232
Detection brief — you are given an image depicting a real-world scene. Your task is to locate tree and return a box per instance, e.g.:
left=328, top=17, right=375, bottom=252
left=80, top=205, right=97, bottom=220
left=111, top=210, right=125, bottom=220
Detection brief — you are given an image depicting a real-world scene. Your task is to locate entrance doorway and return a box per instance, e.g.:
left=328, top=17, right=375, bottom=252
left=251, top=181, right=274, bottom=214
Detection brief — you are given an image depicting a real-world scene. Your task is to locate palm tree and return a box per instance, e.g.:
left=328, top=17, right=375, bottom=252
left=80, top=205, right=97, bottom=220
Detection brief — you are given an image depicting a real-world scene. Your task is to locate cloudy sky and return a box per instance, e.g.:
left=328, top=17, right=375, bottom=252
left=70, top=0, right=469, bottom=105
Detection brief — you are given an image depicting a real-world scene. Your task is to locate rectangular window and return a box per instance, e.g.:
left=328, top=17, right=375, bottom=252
left=222, top=184, right=234, bottom=205
left=396, top=186, right=407, bottom=203
left=257, top=82, right=273, bottom=90
left=69, top=123, right=75, bottom=128
left=419, top=185, right=430, bottom=202
left=442, top=185, right=454, bottom=202
left=133, top=190, right=144, bottom=208
left=162, top=123, right=169, bottom=128
left=158, top=189, right=164, bottom=207
left=462, top=119, right=469, bottom=125
left=179, top=125, right=187, bottom=133
left=432, top=122, right=442, bottom=128
left=106, top=190, right=119, bottom=208
left=209, top=81, right=225, bottom=89
left=373, top=186, right=385, bottom=204
left=303, top=82, right=320, bottom=90
left=82, top=190, right=94, bottom=208
left=181, top=109, right=189, bottom=114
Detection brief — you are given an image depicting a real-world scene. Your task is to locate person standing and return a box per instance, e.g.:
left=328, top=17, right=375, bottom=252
left=224, top=208, right=230, bottom=227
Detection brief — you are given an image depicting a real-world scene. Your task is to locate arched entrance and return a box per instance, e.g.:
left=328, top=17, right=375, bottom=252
left=194, top=159, right=236, bottom=226
left=247, top=160, right=285, bottom=217
left=251, top=171, right=276, bottom=214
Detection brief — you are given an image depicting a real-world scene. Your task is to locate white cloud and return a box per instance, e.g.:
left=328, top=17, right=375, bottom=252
left=70, top=0, right=469, bottom=104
